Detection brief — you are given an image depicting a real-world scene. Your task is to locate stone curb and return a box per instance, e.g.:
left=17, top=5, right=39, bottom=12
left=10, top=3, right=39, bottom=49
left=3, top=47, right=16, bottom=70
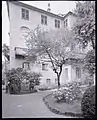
left=43, top=94, right=83, bottom=118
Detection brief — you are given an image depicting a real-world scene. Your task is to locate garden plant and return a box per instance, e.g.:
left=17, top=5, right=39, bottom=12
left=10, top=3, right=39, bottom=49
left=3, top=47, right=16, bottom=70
left=81, top=85, right=95, bottom=118
left=6, top=67, right=42, bottom=94
left=53, top=81, right=83, bottom=103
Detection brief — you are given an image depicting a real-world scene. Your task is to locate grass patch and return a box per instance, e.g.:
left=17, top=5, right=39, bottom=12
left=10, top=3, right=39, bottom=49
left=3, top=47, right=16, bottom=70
left=43, top=94, right=83, bottom=117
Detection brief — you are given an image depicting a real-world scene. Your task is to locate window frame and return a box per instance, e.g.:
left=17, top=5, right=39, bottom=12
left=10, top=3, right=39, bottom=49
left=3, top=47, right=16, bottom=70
left=58, top=20, right=60, bottom=28
left=21, top=8, right=29, bottom=20
left=64, top=19, right=68, bottom=28
left=41, top=15, right=44, bottom=24
left=55, top=19, right=60, bottom=28
left=41, top=15, right=47, bottom=25
left=45, top=16, right=47, bottom=25
left=65, top=19, right=68, bottom=26
left=55, top=19, right=57, bottom=28
left=22, top=62, right=30, bottom=70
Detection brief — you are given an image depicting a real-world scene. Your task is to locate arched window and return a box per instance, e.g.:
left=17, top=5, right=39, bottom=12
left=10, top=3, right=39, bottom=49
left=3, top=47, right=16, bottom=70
left=20, top=26, right=30, bottom=40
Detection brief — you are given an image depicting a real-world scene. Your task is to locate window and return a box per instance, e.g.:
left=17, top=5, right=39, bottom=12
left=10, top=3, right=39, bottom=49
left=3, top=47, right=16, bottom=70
left=46, top=79, right=51, bottom=84
left=21, top=8, right=29, bottom=20
left=42, top=63, right=48, bottom=70
left=22, top=62, right=30, bottom=69
left=64, top=19, right=68, bottom=28
left=55, top=19, right=57, bottom=28
left=55, top=19, right=60, bottom=28
left=65, top=19, right=68, bottom=26
left=58, top=20, right=60, bottom=28
left=20, top=26, right=30, bottom=40
left=65, top=68, right=68, bottom=80
left=76, top=67, right=81, bottom=78
left=41, top=15, right=47, bottom=25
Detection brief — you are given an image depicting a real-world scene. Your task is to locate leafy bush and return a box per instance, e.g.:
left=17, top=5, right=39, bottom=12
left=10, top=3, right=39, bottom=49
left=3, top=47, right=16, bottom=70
left=53, top=81, right=82, bottom=103
left=27, top=72, right=42, bottom=91
left=21, top=82, right=29, bottom=91
left=6, top=68, right=22, bottom=84
left=28, top=72, right=42, bottom=85
left=6, top=68, right=22, bottom=93
left=81, top=85, right=95, bottom=118
left=9, top=83, right=19, bottom=94
left=6, top=67, right=42, bottom=93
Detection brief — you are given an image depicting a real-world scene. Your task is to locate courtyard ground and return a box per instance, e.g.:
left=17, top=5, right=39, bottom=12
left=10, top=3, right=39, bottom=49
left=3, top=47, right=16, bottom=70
left=2, top=90, right=72, bottom=118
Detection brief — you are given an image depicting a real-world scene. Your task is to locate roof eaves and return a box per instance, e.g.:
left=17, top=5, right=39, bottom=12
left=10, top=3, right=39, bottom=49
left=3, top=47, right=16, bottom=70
left=10, top=1, right=63, bottom=20
left=63, top=11, right=77, bottom=19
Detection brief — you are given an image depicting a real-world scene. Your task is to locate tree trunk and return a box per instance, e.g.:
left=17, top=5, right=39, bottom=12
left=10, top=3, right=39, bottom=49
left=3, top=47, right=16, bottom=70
left=57, top=74, right=61, bottom=89
left=57, top=65, right=63, bottom=89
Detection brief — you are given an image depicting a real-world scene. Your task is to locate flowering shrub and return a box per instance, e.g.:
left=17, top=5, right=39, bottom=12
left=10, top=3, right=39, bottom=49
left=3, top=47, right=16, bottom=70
left=53, top=88, right=65, bottom=102
left=53, top=81, right=82, bottom=103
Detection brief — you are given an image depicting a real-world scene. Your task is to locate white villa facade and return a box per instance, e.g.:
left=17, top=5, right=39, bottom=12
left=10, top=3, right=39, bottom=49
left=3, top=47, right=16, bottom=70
left=6, top=1, right=84, bottom=87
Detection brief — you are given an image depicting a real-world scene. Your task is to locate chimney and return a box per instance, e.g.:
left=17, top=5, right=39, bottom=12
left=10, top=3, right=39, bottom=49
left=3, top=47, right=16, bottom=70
left=47, top=3, right=51, bottom=12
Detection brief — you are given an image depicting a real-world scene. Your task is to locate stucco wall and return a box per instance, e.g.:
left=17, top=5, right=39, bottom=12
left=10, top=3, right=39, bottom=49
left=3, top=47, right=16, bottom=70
left=9, top=2, right=64, bottom=69
left=8, top=2, right=77, bottom=86
left=63, top=14, right=76, bottom=30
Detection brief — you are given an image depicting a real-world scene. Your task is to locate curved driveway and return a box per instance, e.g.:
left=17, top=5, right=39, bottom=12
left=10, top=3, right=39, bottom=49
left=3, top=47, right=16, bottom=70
left=2, top=90, right=72, bottom=118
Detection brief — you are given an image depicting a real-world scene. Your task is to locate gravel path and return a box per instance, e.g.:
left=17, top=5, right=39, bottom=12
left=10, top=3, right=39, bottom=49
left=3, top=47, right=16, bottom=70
left=2, top=90, right=72, bottom=118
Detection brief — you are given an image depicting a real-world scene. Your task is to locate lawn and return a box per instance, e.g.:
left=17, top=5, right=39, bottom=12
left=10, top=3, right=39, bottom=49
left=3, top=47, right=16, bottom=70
left=45, top=94, right=82, bottom=116
left=43, top=85, right=89, bottom=118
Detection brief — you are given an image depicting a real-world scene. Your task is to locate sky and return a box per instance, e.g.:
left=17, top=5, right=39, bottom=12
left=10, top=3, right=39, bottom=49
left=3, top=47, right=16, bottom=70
left=2, top=1, right=76, bottom=61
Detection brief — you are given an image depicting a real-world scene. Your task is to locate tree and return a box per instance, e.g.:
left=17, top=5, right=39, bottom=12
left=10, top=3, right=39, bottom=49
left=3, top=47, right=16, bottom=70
left=83, top=49, right=95, bottom=76
left=2, top=43, right=10, bottom=87
left=2, top=43, right=10, bottom=61
left=73, top=1, right=95, bottom=50
left=73, top=1, right=95, bottom=79
left=25, top=26, right=80, bottom=88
